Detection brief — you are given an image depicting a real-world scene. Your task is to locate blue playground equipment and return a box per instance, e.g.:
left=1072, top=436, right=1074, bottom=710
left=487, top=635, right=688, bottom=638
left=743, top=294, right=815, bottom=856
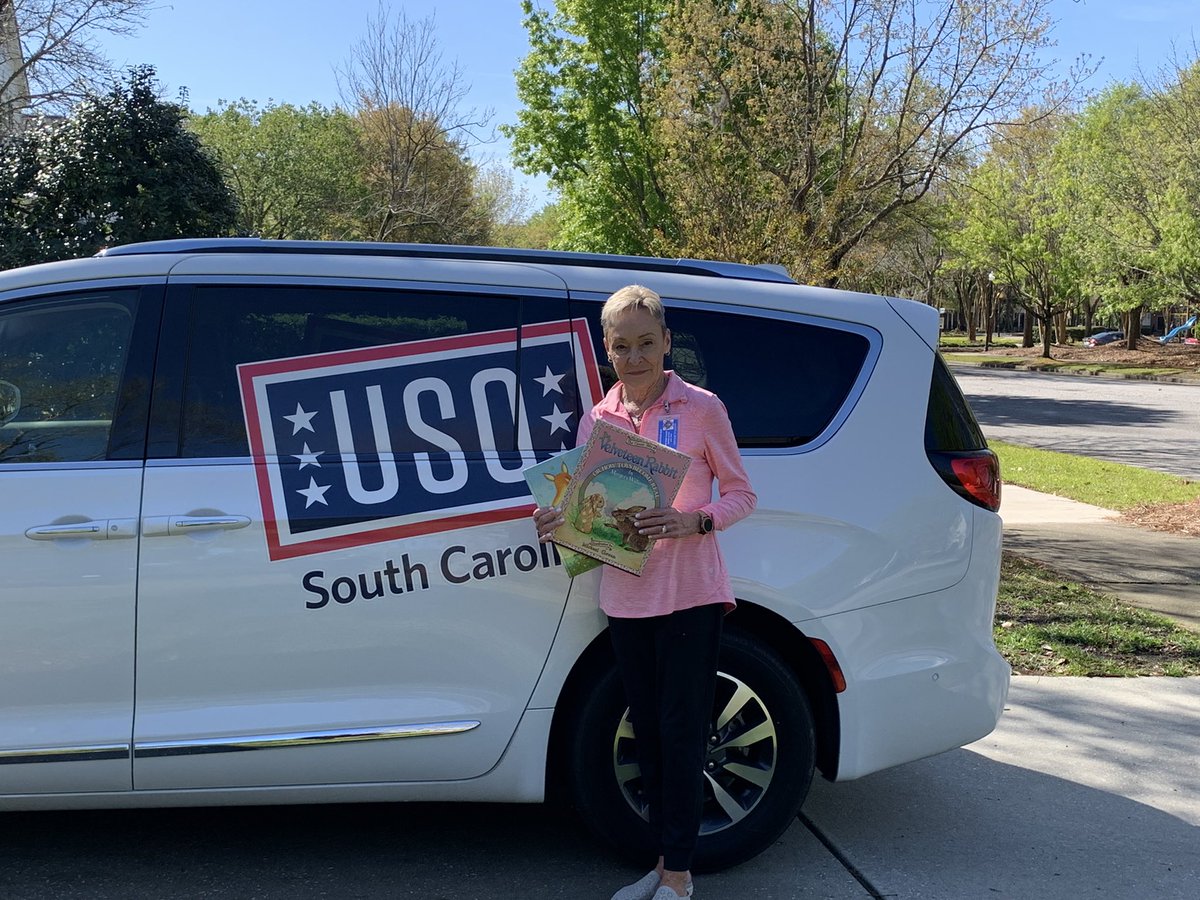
left=1160, top=314, right=1198, bottom=344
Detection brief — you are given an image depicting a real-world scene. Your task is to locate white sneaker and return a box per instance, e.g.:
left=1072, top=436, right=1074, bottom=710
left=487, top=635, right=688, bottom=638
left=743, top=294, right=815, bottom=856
left=609, top=870, right=660, bottom=900
left=651, top=884, right=694, bottom=899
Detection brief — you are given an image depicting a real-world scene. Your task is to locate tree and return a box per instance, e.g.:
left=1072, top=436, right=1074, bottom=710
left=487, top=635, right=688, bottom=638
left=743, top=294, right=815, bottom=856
left=1145, top=56, right=1200, bottom=306
left=1, top=0, right=153, bottom=131
left=188, top=100, right=365, bottom=240
left=337, top=2, right=492, bottom=244
left=651, top=0, right=1075, bottom=285
left=953, top=113, right=1081, bottom=358
left=1058, top=85, right=1172, bottom=349
left=505, top=0, right=673, bottom=254
left=0, top=66, right=237, bottom=268
left=470, top=163, right=537, bottom=247
left=510, top=0, right=1077, bottom=282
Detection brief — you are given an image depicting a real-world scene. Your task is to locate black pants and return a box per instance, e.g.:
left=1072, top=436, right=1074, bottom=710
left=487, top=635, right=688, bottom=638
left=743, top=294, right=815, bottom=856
left=607, top=603, right=724, bottom=872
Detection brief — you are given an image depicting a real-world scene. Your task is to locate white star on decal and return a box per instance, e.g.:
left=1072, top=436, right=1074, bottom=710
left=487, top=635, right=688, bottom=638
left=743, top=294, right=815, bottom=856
left=296, top=477, right=331, bottom=508
left=283, top=403, right=319, bottom=435
left=293, top=443, right=324, bottom=470
left=542, top=403, right=574, bottom=435
left=534, top=366, right=567, bottom=397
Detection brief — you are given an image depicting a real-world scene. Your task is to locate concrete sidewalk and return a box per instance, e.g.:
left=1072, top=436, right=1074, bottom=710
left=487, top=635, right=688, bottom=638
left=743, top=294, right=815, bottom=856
left=797, top=676, right=1200, bottom=900
left=1000, top=484, right=1200, bottom=631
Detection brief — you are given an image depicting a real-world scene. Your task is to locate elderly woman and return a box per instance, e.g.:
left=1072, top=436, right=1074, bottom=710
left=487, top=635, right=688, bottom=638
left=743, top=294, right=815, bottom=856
left=534, top=285, right=757, bottom=900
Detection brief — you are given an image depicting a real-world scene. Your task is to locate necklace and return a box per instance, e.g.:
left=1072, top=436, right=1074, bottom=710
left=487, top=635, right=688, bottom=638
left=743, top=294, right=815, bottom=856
left=623, top=373, right=666, bottom=427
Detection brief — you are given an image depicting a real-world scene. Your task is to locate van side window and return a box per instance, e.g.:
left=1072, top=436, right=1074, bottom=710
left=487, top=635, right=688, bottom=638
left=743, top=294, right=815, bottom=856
left=0, top=292, right=136, bottom=464
left=576, top=301, right=870, bottom=447
left=178, top=285, right=572, bottom=458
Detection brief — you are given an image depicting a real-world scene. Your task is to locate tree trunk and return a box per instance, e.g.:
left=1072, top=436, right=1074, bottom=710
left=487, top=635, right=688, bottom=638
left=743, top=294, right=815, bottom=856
left=983, top=281, right=995, bottom=351
left=1126, top=305, right=1141, bottom=350
left=1055, top=312, right=1069, bottom=344
left=1039, top=313, right=1053, bottom=358
left=1022, top=308, right=1034, bottom=348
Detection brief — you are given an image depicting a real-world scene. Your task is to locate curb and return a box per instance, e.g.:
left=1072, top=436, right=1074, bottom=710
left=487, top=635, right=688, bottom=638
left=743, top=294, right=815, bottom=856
left=945, top=357, right=1200, bottom=386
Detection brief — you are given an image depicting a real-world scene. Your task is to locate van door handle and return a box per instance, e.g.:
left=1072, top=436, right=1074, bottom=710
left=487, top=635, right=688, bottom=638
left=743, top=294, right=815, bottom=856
left=142, top=515, right=251, bottom=536
left=25, top=518, right=138, bottom=541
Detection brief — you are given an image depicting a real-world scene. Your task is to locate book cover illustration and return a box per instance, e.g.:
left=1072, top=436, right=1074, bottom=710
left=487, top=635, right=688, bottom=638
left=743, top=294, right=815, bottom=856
left=521, top=447, right=602, bottom=578
left=552, top=419, right=691, bottom=575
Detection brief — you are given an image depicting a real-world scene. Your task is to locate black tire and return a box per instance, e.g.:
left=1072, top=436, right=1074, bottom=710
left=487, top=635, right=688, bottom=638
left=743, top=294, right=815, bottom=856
left=564, top=626, right=816, bottom=872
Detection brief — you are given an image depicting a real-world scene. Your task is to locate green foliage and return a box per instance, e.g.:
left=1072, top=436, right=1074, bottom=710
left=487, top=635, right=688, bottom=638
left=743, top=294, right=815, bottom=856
left=188, top=100, right=365, bottom=240
left=950, top=111, right=1084, bottom=356
left=492, top=202, right=565, bottom=249
left=0, top=66, right=236, bottom=268
left=505, top=0, right=674, bottom=253
left=1056, top=85, right=1168, bottom=320
left=510, top=0, right=1060, bottom=283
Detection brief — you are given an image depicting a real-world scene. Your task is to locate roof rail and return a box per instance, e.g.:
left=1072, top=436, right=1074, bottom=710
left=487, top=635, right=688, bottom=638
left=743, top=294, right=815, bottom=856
left=96, top=238, right=796, bottom=284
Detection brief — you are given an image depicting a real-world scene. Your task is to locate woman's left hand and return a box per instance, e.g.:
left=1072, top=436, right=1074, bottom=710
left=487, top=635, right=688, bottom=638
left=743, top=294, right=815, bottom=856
left=634, top=507, right=701, bottom=540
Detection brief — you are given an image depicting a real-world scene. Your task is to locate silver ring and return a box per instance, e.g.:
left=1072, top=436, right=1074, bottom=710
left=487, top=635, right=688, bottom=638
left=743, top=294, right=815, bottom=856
left=661, top=524, right=667, bottom=535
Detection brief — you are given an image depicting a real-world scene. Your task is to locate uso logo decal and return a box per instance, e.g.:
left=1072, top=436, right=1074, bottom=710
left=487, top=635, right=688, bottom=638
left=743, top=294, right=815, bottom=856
left=238, top=319, right=602, bottom=561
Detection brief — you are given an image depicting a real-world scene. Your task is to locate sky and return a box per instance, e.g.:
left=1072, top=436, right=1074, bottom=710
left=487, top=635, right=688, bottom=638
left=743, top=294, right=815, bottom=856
left=92, top=0, right=1200, bottom=210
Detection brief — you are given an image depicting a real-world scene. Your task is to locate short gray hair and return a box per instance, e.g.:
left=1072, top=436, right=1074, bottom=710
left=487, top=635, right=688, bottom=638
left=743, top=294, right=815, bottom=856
left=600, top=284, right=666, bottom=336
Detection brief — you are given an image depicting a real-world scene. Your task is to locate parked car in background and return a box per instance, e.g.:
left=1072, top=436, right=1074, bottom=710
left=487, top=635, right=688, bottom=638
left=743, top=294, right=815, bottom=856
left=1084, top=330, right=1124, bottom=347
left=0, top=239, right=1008, bottom=870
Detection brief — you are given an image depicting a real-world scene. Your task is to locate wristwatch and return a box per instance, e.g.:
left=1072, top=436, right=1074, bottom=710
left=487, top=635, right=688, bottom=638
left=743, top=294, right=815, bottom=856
left=697, top=511, right=715, bottom=535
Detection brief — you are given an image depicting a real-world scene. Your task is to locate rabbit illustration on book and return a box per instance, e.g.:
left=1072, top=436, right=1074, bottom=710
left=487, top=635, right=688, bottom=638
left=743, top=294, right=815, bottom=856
left=610, top=505, right=650, bottom=552
left=575, top=492, right=606, bottom=533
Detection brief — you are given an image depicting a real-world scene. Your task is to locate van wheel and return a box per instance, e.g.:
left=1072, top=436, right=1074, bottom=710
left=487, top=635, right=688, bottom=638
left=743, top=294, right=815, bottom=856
left=565, top=627, right=816, bottom=872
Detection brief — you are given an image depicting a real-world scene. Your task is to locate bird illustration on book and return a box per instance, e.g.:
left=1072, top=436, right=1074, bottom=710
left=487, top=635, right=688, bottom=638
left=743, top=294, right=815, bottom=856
left=544, top=462, right=573, bottom=508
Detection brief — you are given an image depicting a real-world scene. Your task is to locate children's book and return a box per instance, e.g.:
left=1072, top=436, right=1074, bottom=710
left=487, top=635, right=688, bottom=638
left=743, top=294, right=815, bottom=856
left=552, top=419, right=691, bottom=575
left=522, top=447, right=602, bottom=578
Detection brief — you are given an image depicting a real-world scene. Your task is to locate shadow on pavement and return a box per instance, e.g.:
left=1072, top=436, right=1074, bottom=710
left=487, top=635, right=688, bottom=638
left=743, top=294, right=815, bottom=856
left=3, top=680, right=1197, bottom=900
left=966, top=392, right=1178, bottom=430
left=805, top=748, right=1197, bottom=900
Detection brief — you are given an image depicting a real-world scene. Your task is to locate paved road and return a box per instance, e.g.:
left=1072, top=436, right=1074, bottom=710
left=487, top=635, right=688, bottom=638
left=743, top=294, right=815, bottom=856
left=950, top=367, right=1200, bottom=479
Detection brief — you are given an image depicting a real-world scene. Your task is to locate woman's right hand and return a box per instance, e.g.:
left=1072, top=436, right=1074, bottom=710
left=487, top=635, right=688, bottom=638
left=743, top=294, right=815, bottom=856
left=532, top=505, right=565, bottom=543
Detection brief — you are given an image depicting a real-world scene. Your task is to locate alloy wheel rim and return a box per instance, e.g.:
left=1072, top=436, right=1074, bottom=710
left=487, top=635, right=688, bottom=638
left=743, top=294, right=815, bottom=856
left=612, top=671, right=778, bottom=835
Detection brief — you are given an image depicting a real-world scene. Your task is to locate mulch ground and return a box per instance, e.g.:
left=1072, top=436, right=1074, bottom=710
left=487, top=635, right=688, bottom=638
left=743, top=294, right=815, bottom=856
left=977, top=336, right=1200, bottom=369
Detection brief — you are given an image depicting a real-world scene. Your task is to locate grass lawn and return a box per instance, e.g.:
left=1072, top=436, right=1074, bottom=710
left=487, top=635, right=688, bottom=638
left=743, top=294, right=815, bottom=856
left=995, top=554, right=1200, bottom=676
left=990, top=441, right=1200, bottom=675
left=990, top=440, right=1200, bottom=510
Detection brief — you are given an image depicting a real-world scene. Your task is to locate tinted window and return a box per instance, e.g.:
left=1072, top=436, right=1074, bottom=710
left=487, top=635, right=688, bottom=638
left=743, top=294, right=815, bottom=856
left=576, top=301, right=870, bottom=447
left=178, top=285, right=574, bottom=457
left=925, top=353, right=988, bottom=451
left=0, top=292, right=136, bottom=464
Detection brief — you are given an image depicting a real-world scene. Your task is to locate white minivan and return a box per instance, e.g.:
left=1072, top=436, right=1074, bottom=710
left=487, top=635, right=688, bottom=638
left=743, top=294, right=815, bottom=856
left=0, top=239, right=1008, bottom=869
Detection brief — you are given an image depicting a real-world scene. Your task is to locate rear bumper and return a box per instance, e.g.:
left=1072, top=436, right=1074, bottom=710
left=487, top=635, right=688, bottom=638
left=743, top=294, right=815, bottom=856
left=806, top=509, right=1009, bottom=781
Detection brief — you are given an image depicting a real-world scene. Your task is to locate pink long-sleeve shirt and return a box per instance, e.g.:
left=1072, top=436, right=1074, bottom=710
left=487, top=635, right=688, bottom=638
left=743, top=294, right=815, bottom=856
left=576, top=371, right=757, bottom=618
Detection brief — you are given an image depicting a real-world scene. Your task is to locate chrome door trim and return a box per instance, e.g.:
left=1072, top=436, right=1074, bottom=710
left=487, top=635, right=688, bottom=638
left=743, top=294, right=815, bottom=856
left=134, top=721, right=482, bottom=758
left=0, top=276, right=167, bottom=305
left=0, top=744, right=131, bottom=765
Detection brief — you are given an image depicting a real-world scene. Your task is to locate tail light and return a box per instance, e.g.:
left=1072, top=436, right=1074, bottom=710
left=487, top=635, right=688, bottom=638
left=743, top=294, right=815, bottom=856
left=928, top=449, right=1001, bottom=512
